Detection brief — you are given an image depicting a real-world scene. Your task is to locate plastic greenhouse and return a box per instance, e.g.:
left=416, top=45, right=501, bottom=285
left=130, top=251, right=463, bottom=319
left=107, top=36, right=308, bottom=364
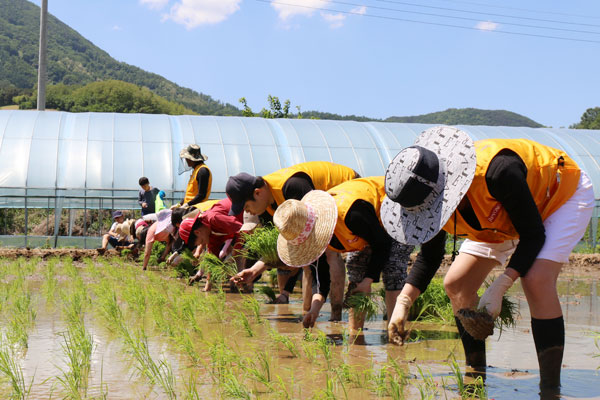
left=0, top=110, right=599, bottom=248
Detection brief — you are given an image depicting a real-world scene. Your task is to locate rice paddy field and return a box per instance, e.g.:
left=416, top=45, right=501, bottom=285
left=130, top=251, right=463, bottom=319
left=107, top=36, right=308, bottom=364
left=0, top=256, right=598, bottom=399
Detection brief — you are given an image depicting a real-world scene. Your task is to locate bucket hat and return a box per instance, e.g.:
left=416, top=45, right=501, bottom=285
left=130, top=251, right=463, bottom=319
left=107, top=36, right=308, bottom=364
left=274, top=190, right=337, bottom=267
left=179, top=144, right=208, bottom=162
left=381, top=126, right=477, bottom=245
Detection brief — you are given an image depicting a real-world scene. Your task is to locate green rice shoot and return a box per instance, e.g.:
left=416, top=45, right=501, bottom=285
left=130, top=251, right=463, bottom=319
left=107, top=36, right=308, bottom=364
left=345, top=292, right=379, bottom=322
left=257, top=285, right=277, bottom=303
left=199, top=252, right=238, bottom=285
left=409, top=278, right=455, bottom=324
left=241, top=224, right=280, bottom=266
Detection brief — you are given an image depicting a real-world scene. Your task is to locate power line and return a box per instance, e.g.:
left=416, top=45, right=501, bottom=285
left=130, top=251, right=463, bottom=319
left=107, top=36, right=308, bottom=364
left=431, top=0, right=600, bottom=21
left=259, top=0, right=600, bottom=44
left=376, top=0, right=600, bottom=28
left=328, top=0, right=600, bottom=36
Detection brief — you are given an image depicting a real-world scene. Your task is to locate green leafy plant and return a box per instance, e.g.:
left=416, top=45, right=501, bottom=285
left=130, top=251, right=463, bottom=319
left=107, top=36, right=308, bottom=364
left=345, top=292, right=380, bottom=322
left=198, top=252, right=237, bottom=286
left=241, top=224, right=280, bottom=265
left=257, top=285, right=277, bottom=303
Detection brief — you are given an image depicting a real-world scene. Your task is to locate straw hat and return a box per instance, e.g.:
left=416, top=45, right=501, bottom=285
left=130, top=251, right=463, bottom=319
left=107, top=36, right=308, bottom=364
left=179, top=144, right=207, bottom=162
left=115, top=219, right=135, bottom=238
left=381, top=126, right=477, bottom=245
left=274, top=190, right=337, bottom=267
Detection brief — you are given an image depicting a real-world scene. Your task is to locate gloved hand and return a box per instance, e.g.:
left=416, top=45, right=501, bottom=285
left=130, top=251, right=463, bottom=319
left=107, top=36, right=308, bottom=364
left=478, top=274, right=514, bottom=319
left=388, top=293, right=413, bottom=345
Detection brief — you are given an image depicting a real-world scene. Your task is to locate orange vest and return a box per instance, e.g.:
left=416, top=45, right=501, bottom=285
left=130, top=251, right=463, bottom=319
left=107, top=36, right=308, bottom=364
left=184, top=164, right=212, bottom=204
left=263, top=161, right=358, bottom=215
left=442, top=139, right=580, bottom=243
left=327, top=177, right=386, bottom=253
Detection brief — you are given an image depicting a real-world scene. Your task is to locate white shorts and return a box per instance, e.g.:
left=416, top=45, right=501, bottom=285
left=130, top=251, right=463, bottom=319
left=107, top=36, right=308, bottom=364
left=459, top=170, right=595, bottom=265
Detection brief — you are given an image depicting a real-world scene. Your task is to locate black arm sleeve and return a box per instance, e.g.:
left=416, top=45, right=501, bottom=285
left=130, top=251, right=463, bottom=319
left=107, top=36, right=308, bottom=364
left=344, top=200, right=392, bottom=282
left=406, top=230, right=447, bottom=293
left=311, top=253, right=331, bottom=299
left=187, top=167, right=211, bottom=206
left=283, top=268, right=301, bottom=293
left=281, top=173, right=315, bottom=201
left=138, top=190, right=144, bottom=207
left=486, top=151, right=545, bottom=277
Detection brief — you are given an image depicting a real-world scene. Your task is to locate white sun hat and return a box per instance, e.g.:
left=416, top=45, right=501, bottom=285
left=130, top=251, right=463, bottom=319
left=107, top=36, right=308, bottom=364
left=381, top=126, right=477, bottom=245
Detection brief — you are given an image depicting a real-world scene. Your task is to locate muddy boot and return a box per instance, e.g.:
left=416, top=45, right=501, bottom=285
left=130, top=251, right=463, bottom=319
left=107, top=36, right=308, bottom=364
left=455, top=316, right=487, bottom=373
left=532, top=316, right=564, bottom=393
left=537, top=346, right=563, bottom=391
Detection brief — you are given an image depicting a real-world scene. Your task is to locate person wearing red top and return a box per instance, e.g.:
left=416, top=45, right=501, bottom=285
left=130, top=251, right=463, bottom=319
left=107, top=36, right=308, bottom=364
left=177, top=198, right=256, bottom=291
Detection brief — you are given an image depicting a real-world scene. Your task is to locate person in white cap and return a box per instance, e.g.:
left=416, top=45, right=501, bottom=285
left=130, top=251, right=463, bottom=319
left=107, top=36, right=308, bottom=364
left=381, top=126, right=594, bottom=394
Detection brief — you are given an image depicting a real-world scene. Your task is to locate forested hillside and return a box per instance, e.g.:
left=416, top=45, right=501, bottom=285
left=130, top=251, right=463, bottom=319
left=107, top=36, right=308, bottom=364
left=0, top=0, right=240, bottom=115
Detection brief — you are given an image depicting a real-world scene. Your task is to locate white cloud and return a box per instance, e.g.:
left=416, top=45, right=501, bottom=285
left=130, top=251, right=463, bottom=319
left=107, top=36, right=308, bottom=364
left=350, top=6, right=366, bottom=15
left=320, top=12, right=345, bottom=29
left=271, top=0, right=330, bottom=21
left=112, top=25, right=123, bottom=31
left=139, top=0, right=169, bottom=10
left=165, top=0, right=242, bottom=29
left=475, top=21, right=499, bottom=31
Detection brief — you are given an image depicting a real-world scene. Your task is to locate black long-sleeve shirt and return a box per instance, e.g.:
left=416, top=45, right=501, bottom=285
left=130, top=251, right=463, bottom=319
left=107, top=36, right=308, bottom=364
left=138, top=187, right=160, bottom=215
left=407, top=150, right=546, bottom=292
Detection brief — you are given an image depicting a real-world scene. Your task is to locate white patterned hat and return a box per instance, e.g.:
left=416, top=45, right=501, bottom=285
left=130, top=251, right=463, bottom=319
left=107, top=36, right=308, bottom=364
left=381, top=126, right=476, bottom=245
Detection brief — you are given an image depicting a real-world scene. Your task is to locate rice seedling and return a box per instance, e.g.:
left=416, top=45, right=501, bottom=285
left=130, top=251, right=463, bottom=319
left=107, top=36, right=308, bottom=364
left=345, top=292, right=380, bottom=322
left=6, top=291, right=37, bottom=349
left=123, top=328, right=177, bottom=400
left=269, top=329, right=300, bottom=358
left=241, top=224, right=280, bottom=265
left=0, top=339, right=33, bottom=400
left=56, top=324, right=94, bottom=399
left=122, top=281, right=147, bottom=315
left=313, top=331, right=333, bottom=368
left=242, top=351, right=273, bottom=392
left=241, top=295, right=262, bottom=323
left=481, top=279, right=519, bottom=334
left=42, top=257, right=59, bottom=305
left=222, top=371, right=251, bottom=400
left=415, top=365, right=439, bottom=399
left=257, top=285, right=277, bottom=303
left=446, top=354, right=487, bottom=399
left=183, top=373, right=201, bottom=400
left=409, top=278, right=455, bottom=324
left=172, top=248, right=198, bottom=278
left=198, top=252, right=238, bottom=286
left=234, top=310, right=254, bottom=337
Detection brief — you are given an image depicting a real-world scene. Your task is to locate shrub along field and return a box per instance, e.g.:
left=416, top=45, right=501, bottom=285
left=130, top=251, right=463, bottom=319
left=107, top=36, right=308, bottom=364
left=0, top=256, right=501, bottom=399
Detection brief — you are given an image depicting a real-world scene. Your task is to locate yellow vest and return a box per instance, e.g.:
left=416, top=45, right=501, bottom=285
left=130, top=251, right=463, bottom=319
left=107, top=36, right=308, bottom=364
left=263, top=161, right=358, bottom=215
left=327, top=177, right=386, bottom=253
left=442, top=139, right=580, bottom=243
left=193, top=199, right=219, bottom=212
left=184, top=164, right=212, bottom=204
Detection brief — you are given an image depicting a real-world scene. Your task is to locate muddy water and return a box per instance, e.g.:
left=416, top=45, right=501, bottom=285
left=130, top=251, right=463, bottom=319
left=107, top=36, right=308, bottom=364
left=2, top=271, right=599, bottom=399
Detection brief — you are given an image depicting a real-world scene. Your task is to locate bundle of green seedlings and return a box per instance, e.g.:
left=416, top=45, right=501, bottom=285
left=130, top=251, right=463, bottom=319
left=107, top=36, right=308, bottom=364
left=199, top=252, right=238, bottom=286
left=345, top=292, right=380, bottom=322
left=257, top=285, right=278, bottom=303
left=241, top=224, right=280, bottom=266
left=172, top=248, right=198, bottom=278
left=478, top=278, right=518, bottom=332
left=408, top=278, right=455, bottom=324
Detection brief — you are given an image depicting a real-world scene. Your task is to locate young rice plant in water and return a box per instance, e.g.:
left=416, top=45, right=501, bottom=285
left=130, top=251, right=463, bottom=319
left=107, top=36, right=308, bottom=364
left=241, top=224, right=280, bottom=265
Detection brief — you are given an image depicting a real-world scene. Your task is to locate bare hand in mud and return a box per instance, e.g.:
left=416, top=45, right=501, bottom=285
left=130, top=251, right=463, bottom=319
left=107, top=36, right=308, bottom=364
left=303, top=311, right=318, bottom=328
left=231, top=269, right=256, bottom=285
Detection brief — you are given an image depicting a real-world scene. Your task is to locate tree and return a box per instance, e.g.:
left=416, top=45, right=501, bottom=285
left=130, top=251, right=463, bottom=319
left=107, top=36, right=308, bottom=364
left=571, top=107, right=600, bottom=130
left=239, top=95, right=297, bottom=119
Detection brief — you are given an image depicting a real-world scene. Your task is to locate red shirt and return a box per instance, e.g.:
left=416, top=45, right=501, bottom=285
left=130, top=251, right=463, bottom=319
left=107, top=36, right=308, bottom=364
left=203, top=198, right=243, bottom=255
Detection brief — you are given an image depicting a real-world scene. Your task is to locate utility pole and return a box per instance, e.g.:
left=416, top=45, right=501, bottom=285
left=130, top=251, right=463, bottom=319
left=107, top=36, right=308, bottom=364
left=37, top=0, right=48, bottom=111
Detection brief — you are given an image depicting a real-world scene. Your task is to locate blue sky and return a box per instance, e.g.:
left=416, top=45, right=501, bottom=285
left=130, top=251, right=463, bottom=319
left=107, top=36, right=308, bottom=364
left=30, top=0, right=600, bottom=127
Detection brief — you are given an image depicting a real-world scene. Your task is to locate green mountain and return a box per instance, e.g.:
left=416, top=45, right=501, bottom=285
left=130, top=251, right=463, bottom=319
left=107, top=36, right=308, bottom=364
left=0, top=0, right=240, bottom=115
left=385, top=108, right=543, bottom=127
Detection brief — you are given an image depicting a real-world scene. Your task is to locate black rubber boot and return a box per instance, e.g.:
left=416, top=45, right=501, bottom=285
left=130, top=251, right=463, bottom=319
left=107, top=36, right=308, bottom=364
left=531, top=316, right=564, bottom=394
left=455, top=316, right=487, bottom=370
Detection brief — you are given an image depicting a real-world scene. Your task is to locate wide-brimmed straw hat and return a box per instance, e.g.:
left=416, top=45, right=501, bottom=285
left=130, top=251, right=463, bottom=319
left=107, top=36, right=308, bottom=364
left=179, top=144, right=208, bottom=162
left=381, top=126, right=477, bottom=245
left=274, top=190, right=337, bottom=267
left=115, top=219, right=135, bottom=238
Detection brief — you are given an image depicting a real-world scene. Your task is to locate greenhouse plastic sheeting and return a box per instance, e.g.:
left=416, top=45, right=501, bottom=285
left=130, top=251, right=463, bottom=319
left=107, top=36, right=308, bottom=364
left=1, top=110, right=599, bottom=207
